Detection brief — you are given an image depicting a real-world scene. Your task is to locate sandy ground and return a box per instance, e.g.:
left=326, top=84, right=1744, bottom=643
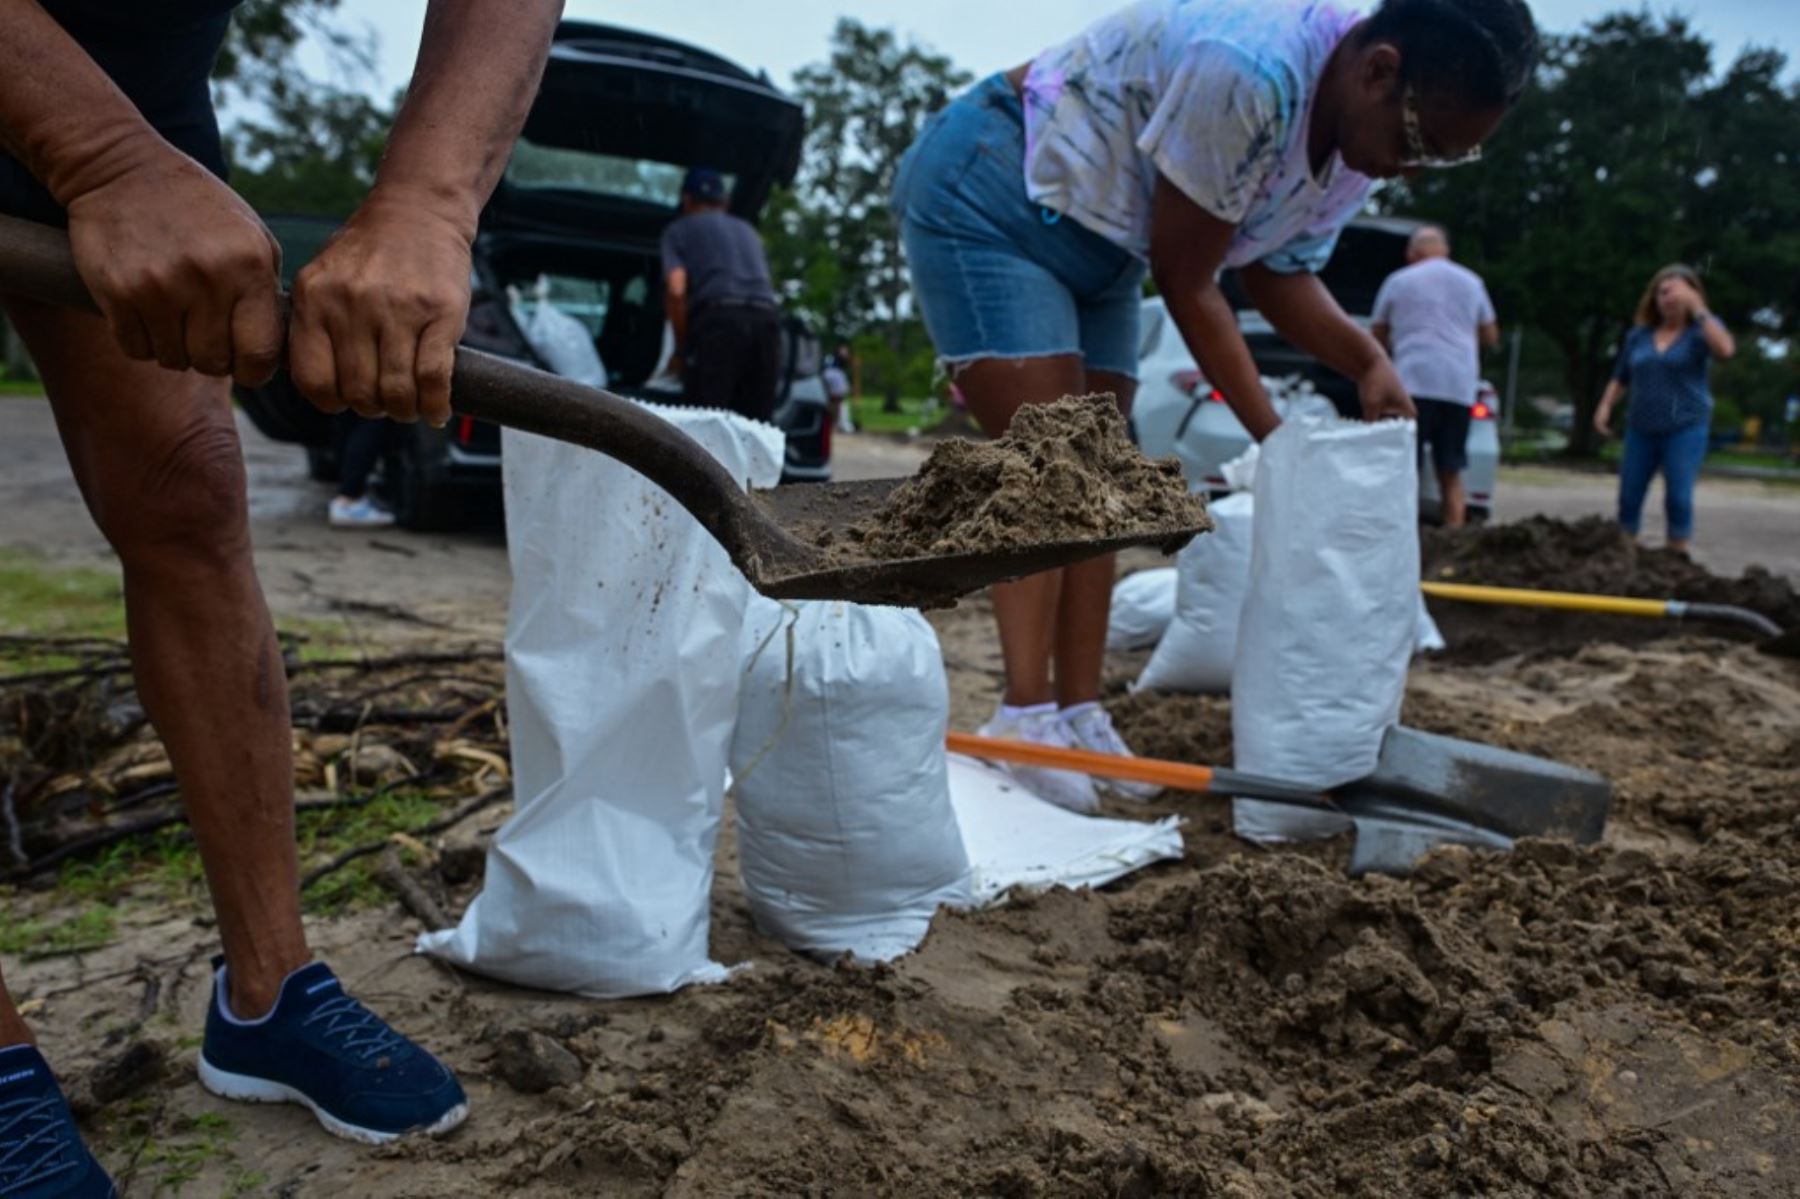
left=4, top=399, right=1800, bottom=1195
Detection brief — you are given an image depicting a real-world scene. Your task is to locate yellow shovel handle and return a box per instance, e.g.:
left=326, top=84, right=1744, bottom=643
left=1421, top=581, right=1672, bottom=619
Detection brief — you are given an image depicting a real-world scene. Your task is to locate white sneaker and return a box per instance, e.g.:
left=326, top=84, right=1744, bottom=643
left=977, top=704, right=1101, bottom=815
left=329, top=496, right=396, bottom=529
left=1061, top=702, right=1160, bottom=802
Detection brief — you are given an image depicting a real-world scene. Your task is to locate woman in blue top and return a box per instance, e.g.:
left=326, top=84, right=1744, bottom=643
left=892, top=0, right=1539, bottom=813
left=1594, top=265, right=1737, bottom=553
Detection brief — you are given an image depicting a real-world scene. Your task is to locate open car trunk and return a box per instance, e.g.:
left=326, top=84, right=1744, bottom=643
left=485, top=21, right=805, bottom=242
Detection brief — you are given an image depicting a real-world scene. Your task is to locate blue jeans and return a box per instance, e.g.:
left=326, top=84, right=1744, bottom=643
left=1618, top=422, right=1709, bottom=541
left=891, top=74, right=1147, bottom=378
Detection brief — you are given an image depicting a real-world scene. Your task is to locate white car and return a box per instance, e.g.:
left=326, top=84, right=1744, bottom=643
left=1131, top=217, right=1500, bottom=522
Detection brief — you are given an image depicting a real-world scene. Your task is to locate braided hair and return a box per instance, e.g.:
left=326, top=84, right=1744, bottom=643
left=1361, top=0, right=1541, bottom=108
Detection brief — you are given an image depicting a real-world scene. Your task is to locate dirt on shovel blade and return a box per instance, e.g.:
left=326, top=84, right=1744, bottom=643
left=797, top=394, right=1210, bottom=568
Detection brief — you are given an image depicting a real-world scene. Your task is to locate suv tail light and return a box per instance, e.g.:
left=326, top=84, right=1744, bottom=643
left=1172, top=370, right=1226, bottom=402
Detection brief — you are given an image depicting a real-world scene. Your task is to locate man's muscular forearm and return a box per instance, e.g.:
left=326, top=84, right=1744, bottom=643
left=371, top=0, right=566, bottom=239
left=0, top=0, right=172, bottom=204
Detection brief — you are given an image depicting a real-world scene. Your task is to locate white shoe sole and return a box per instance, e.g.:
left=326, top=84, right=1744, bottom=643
left=198, top=1054, right=468, bottom=1146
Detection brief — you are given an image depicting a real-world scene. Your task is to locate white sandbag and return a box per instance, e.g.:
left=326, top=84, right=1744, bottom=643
left=418, top=406, right=784, bottom=997
left=730, top=597, right=971, bottom=963
left=947, top=755, right=1184, bottom=902
left=1137, top=492, right=1256, bottom=694
left=1231, top=416, right=1419, bottom=842
left=1107, top=568, right=1178, bottom=652
left=517, top=278, right=608, bottom=388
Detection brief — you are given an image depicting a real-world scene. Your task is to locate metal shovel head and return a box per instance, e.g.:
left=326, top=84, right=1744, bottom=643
left=1317, top=725, right=1612, bottom=876
left=1367, top=725, right=1612, bottom=845
left=747, top=477, right=1205, bottom=608
left=1338, top=794, right=1515, bottom=878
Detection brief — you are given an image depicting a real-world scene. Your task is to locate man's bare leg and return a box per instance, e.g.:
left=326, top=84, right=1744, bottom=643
left=5, top=298, right=309, bottom=1020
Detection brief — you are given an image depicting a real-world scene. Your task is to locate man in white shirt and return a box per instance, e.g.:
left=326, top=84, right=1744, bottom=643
left=1372, top=226, right=1500, bottom=528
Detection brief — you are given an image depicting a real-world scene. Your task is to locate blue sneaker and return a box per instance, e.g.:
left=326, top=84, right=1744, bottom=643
left=0, top=1045, right=115, bottom=1198
left=198, top=959, right=467, bottom=1145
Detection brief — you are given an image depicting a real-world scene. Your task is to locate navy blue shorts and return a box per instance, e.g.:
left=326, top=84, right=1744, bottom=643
left=1416, top=396, right=1473, bottom=474
left=0, top=8, right=232, bottom=226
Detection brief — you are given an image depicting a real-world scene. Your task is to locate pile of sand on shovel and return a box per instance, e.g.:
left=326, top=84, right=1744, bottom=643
left=810, top=394, right=1210, bottom=563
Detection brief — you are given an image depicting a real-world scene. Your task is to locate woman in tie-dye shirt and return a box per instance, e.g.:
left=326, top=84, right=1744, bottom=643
left=892, top=0, right=1538, bottom=813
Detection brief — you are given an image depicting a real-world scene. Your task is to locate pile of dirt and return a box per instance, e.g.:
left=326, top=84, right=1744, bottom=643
left=1423, top=517, right=1800, bottom=662
left=810, top=396, right=1209, bottom=562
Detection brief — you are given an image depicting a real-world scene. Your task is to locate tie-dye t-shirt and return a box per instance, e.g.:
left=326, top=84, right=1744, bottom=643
left=1022, top=0, right=1374, bottom=274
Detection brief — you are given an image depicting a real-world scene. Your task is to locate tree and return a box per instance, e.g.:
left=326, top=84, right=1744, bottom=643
left=215, top=0, right=395, bottom=220
left=226, top=81, right=393, bottom=218
left=1382, top=14, right=1800, bottom=456
left=778, top=20, right=971, bottom=409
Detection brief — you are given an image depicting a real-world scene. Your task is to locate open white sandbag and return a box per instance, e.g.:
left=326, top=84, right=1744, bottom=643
left=730, top=597, right=971, bottom=963
left=1231, top=416, right=1419, bottom=842
left=1107, top=568, right=1178, bottom=652
left=418, top=406, right=784, bottom=997
left=1137, top=492, right=1256, bottom=694
left=947, top=755, right=1184, bottom=902
left=514, top=277, right=608, bottom=388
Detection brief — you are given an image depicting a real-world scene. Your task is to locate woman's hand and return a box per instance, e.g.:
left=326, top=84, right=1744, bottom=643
left=1593, top=380, right=1625, bottom=438
left=1149, top=176, right=1282, bottom=441
left=1357, top=357, right=1417, bottom=422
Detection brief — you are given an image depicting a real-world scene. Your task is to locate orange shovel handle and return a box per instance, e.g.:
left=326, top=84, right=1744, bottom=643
left=946, top=732, right=1219, bottom=793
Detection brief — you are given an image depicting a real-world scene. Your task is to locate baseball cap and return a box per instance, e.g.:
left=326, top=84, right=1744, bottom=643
left=681, top=168, right=727, bottom=204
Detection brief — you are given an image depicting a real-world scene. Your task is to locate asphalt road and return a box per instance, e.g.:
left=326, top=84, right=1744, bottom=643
left=2, top=402, right=1794, bottom=643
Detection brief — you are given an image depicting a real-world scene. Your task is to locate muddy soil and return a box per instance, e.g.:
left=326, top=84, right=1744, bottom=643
left=7, top=512, right=1800, bottom=1194
left=1423, top=516, right=1800, bottom=663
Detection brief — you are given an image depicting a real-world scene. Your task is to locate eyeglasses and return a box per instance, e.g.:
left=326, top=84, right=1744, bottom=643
left=1400, top=86, right=1483, bottom=170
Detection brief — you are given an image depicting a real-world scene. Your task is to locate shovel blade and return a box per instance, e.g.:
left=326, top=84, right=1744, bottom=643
left=1341, top=795, right=1516, bottom=877
left=1365, top=725, right=1611, bottom=845
left=750, top=478, right=1204, bottom=608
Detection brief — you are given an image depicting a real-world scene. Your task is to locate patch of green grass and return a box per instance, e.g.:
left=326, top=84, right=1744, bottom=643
left=299, top=789, right=447, bottom=914
left=0, top=378, right=45, bottom=397
left=0, top=548, right=125, bottom=651
left=224, top=1169, right=269, bottom=1197
left=134, top=1110, right=238, bottom=1194
left=278, top=616, right=378, bottom=664
left=0, top=902, right=118, bottom=959
left=848, top=395, right=941, bottom=435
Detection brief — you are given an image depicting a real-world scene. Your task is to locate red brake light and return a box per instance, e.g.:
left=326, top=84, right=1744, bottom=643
left=1208, top=389, right=1227, bottom=404
left=1471, top=401, right=1493, bottom=421
left=457, top=416, right=476, bottom=443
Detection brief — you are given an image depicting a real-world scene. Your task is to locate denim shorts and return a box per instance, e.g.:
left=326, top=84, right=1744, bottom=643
left=892, top=74, right=1147, bottom=379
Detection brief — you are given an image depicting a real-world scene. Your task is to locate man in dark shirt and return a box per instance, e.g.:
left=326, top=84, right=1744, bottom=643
left=661, top=168, right=782, bottom=422
left=0, top=0, right=561, bottom=1183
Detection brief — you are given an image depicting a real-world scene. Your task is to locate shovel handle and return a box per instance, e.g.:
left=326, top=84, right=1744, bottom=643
left=1421, top=581, right=1673, bottom=618
left=0, top=213, right=770, bottom=569
left=946, top=732, right=1335, bottom=810
left=949, top=732, right=1217, bottom=791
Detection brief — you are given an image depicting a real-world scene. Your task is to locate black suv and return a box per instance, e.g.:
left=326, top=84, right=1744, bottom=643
left=237, top=21, right=827, bottom=530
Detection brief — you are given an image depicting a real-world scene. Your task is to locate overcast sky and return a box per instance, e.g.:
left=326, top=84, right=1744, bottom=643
left=306, top=1, right=1794, bottom=100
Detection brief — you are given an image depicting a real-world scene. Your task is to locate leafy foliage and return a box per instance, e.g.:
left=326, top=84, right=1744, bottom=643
left=1383, top=14, right=1800, bottom=454
left=766, top=20, right=970, bottom=406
